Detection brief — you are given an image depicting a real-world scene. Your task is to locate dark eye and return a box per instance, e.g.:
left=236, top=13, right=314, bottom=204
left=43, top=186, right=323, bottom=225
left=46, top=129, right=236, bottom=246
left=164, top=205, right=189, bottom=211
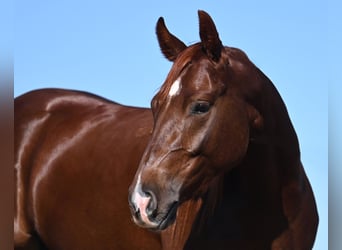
left=191, top=101, right=211, bottom=114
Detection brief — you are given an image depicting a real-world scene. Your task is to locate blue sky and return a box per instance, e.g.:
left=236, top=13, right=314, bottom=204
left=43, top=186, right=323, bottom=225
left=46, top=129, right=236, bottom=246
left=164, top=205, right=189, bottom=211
left=14, top=0, right=332, bottom=248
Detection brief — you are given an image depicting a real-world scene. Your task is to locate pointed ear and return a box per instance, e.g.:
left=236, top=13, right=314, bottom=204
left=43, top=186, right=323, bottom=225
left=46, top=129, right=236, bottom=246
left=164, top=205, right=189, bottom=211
left=156, top=17, right=187, bottom=62
left=198, top=10, right=223, bottom=61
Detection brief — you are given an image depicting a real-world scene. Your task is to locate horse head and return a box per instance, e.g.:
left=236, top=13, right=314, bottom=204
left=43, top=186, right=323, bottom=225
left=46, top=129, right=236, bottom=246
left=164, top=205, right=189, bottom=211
left=128, top=10, right=265, bottom=230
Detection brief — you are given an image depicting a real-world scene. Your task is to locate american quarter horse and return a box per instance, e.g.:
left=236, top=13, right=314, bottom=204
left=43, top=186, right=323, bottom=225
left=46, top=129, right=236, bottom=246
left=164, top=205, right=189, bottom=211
left=15, top=10, right=318, bottom=250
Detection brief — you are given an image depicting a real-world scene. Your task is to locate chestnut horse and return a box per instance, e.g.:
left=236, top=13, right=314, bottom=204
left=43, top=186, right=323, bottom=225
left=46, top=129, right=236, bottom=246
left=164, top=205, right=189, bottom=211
left=15, top=11, right=318, bottom=250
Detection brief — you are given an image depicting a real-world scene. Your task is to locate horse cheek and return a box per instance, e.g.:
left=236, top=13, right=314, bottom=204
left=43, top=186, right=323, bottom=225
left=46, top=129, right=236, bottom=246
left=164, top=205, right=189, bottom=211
left=210, top=112, right=250, bottom=170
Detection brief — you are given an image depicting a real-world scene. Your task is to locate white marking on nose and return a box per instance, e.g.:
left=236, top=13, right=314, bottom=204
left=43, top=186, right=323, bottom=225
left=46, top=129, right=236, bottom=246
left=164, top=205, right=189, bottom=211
left=131, top=175, right=158, bottom=227
left=168, top=77, right=181, bottom=97
left=135, top=192, right=152, bottom=224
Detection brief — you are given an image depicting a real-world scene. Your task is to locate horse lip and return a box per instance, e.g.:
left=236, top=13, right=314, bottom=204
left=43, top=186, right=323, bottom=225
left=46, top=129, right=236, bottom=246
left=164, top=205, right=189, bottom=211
left=129, top=198, right=178, bottom=231
left=156, top=201, right=178, bottom=231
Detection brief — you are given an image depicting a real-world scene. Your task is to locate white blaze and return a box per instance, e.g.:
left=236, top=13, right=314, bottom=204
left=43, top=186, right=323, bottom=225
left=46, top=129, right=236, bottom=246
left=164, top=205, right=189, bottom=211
left=168, top=77, right=181, bottom=97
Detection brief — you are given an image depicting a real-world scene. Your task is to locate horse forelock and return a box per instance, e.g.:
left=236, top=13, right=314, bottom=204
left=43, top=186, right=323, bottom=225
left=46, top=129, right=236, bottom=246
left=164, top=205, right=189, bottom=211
left=155, top=44, right=211, bottom=103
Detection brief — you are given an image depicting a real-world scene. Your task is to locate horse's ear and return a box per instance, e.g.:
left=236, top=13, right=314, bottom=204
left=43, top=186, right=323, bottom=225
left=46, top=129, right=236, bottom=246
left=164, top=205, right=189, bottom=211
left=198, top=10, right=222, bottom=61
left=156, top=17, right=187, bottom=62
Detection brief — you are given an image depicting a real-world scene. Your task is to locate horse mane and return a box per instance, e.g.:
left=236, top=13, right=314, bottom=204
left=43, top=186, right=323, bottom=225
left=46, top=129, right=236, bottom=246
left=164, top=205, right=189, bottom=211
left=251, top=68, right=301, bottom=163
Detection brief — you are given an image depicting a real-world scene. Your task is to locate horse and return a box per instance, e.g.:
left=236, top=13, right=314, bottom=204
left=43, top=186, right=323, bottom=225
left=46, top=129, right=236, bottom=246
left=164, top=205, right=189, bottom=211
left=14, top=10, right=318, bottom=250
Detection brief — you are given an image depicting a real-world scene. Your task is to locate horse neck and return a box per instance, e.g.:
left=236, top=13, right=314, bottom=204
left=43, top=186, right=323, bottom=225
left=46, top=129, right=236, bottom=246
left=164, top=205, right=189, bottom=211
left=225, top=75, right=304, bottom=203
left=250, top=74, right=300, bottom=165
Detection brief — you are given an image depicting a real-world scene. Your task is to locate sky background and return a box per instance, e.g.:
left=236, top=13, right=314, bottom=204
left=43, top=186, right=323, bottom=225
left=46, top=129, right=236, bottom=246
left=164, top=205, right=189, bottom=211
left=14, top=0, right=334, bottom=249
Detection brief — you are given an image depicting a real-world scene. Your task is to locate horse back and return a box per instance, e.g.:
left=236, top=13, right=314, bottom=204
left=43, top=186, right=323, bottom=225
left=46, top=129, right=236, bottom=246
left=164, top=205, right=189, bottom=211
left=14, top=89, right=161, bottom=249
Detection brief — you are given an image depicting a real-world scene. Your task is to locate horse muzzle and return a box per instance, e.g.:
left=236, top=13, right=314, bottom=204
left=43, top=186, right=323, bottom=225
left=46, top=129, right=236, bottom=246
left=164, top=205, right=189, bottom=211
left=128, top=181, right=179, bottom=231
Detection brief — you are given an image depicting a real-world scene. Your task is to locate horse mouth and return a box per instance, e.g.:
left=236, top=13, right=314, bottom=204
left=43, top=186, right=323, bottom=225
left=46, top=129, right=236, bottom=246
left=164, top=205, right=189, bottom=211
left=156, top=201, right=178, bottom=230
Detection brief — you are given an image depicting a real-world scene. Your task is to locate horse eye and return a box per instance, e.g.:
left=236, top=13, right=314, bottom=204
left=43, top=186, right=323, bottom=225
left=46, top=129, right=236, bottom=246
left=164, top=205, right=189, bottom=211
left=191, top=101, right=211, bottom=114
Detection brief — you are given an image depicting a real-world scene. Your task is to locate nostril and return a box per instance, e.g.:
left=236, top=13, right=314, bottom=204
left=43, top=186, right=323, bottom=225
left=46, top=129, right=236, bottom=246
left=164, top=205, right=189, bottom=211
left=146, top=202, right=157, bottom=219
left=143, top=190, right=158, bottom=219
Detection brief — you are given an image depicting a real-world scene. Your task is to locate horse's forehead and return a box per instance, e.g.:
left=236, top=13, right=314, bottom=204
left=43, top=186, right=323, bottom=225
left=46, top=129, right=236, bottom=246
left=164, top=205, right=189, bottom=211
left=170, top=68, right=214, bottom=99
left=160, top=46, right=252, bottom=101
left=168, top=74, right=211, bottom=97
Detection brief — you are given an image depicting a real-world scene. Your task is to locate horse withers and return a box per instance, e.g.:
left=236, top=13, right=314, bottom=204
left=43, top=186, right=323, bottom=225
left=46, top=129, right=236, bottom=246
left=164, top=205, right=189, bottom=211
left=15, top=10, right=318, bottom=250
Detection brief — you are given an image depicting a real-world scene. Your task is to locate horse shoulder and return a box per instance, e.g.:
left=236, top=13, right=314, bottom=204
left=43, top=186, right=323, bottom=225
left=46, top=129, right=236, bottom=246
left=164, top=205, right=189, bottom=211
left=14, top=89, right=157, bottom=249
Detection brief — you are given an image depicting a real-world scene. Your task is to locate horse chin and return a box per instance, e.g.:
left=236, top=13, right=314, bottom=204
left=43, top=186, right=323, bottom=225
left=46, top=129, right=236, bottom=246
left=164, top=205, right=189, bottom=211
left=155, top=201, right=178, bottom=231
